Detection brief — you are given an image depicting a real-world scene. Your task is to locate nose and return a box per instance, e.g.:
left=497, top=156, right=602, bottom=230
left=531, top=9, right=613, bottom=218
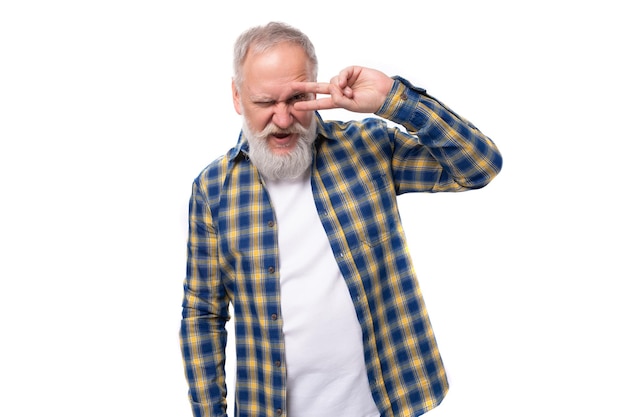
left=272, top=102, right=293, bottom=129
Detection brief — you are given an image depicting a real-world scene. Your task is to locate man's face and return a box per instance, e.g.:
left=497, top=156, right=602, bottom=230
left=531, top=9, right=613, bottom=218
left=232, top=42, right=316, bottom=156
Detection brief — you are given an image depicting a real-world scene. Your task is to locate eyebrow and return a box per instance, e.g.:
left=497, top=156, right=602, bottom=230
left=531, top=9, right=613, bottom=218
left=250, top=92, right=308, bottom=103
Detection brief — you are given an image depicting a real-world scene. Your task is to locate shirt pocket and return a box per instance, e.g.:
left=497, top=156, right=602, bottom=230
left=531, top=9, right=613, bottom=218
left=349, top=171, right=398, bottom=248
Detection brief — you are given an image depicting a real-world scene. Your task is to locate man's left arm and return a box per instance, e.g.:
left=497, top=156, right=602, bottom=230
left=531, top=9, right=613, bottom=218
left=293, top=68, right=502, bottom=191
left=377, top=77, right=503, bottom=192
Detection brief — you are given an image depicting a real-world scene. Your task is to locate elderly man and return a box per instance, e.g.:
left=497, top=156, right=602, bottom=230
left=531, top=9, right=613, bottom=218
left=180, top=21, right=502, bottom=417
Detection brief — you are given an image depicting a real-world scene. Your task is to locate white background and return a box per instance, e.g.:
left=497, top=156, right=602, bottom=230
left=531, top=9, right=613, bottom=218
left=1, top=1, right=624, bottom=416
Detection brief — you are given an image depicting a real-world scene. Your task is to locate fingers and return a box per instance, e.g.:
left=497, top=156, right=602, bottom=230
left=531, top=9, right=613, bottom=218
left=329, top=70, right=355, bottom=99
left=341, top=85, right=354, bottom=99
left=291, top=78, right=353, bottom=99
left=291, top=81, right=350, bottom=111
left=293, top=66, right=390, bottom=113
left=290, top=81, right=331, bottom=95
left=333, top=66, right=354, bottom=88
left=290, top=67, right=358, bottom=111
left=293, top=96, right=338, bottom=111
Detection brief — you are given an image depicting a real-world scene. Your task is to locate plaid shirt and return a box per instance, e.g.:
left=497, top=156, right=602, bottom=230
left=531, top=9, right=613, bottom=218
left=180, top=77, right=503, bottom=417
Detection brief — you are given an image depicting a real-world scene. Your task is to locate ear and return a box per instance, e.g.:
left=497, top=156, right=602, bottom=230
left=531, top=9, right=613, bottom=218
left=232, top=79, right=242, bottom=115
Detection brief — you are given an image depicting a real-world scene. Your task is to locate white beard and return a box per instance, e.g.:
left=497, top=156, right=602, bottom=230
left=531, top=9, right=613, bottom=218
left=243, top=118, right=317, bottom=181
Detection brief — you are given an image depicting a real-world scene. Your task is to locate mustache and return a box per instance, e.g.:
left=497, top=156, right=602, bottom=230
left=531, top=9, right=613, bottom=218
left=258, top=122, right=308, bottom=138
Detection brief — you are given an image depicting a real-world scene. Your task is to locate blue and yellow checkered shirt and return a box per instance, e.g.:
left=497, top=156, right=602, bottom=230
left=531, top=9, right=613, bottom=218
left=180, top=77, right=503, bottom=417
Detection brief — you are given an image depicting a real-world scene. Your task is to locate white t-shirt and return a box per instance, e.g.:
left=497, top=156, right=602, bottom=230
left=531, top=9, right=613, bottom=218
left=264, top=170, right=380, bottom=417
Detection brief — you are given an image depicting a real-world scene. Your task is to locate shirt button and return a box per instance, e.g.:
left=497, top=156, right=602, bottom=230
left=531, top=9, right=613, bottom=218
left=268, top=220, right=275, bottom=227
left=277, top=409, right=283, bottom=416
left=271, top=313, right=278, bottom=320
left=274, top=360, right=281, bottom=367
left=268, top=266, right=275, bottom=274
left=401, top=92, right=408, bottom=100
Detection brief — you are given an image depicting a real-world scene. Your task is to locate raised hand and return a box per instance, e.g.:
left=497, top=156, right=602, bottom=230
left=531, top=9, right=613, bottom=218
left=292, top=66, right=394, bottom=114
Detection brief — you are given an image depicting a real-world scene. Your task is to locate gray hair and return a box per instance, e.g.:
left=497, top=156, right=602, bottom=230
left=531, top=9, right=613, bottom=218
left=232, top=22, right=318, bottom=89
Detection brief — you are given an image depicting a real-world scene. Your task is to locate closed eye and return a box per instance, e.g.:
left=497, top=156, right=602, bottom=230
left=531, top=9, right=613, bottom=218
left=252, top=93, right=310, bottom=107
left=253, top=100, right=275, bottom=107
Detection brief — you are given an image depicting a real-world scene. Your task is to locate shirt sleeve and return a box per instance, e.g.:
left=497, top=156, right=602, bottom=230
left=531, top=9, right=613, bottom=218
left=180, top=178, right=230, bottom=417
left=376, top=76, right=503, bottom=193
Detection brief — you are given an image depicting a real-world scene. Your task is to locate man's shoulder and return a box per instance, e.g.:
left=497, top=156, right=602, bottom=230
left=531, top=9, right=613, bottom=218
left=192, top=151, right=232, bottom=192
left=199, top=153, right=229, bottom=175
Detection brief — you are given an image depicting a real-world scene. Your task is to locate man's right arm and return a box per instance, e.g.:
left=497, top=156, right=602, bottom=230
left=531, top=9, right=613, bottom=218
left=180, top=179, right=230, bottom=417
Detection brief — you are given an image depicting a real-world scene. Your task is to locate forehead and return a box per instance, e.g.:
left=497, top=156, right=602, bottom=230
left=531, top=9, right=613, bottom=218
left=241, top=43, right=314, bottom=98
